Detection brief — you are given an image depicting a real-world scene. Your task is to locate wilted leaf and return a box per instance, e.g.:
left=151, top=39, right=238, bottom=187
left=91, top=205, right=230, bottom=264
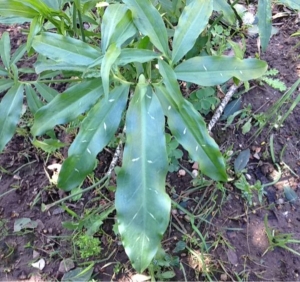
left=234, top=148, right=250, bottom=173
left=284, top=186, right=298, bottom=204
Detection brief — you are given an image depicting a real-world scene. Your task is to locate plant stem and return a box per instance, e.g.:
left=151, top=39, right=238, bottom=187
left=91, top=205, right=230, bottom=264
left=77, top=8, right=86, bottom=42
left=42, top=175, right=109, bottom=211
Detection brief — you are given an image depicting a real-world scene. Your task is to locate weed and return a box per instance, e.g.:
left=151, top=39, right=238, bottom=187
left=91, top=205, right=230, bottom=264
left=263, top=215, right=300, bottom=257
left=234, top=175, right=265, bottom=206
left=74, top=234, right=102, bottom=259
left=259, top=68, right=287, bottom=92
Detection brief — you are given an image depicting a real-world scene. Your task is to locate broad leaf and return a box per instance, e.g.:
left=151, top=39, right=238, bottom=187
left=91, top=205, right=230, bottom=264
left=101, top=4, right=129, bottom=52
left=0, top=84, right=24, bottom=152
left=13, top=0, right=53, bottom=14
left=116, top=76, right=170, bottom=272
left=0, top=1, right=39, bottom=18
left=123, top=0, right=170, bottom=57
left=172, top=0, right=212, bottom=64
left=277, top=0, right=300, bottom=10
left=101, top=44, right=121, bottom=98
left=27, top=16, right=43, bottom=52
left=155, top=84, right=227, bottom=181
left=234, top=148, right=250, bottom=173
left=31, top=79, right=103, bottom=136
left=35, top=60, right=88, bottom=74
left=25, top=84, right=44, bottom=114
left=58, top=84, right=129, bottom=191
left=110, top=10, right=137, bottom=48
left=157, top=60, right=227, bottom=181
left=0, top=79, right=14, bottom=93
left=32, top=33, right=101, bottom=66
left=11, top=43, right=27, bottom=65
left=213, top=0, right=236, bottom=25
left=117, top=49, right=159, bottom=66
left=35, top=82, right=58, bottom=102
left=258, top=0, right=272, bottom=52
left=0, top=32, right=11, bottom=70
left=175, top=56, right=268, bottom=86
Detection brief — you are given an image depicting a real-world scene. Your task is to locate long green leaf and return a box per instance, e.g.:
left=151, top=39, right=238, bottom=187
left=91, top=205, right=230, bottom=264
left=0, top=79, right=14, bottom=93
left=25, top=84, right=44, bottom=114
left=277, top=0, right=300, bottom=10
left=175, top=56, right=268, bottom=86
left=123, top=0, right=170, bottom=57
left=258, top=0, right=272, bottom=52
left=110, top=10, right=137, bottom=48
left=157, top=60, right=227, bottom=181
left=213, top=0, right=236, bottom=25
left=11, top=43, right=27, bottom=65
left=13, top=0, right=53, bottom=14
left=34, top=60, right=88, bottom=74
left=31, top=79, right=103, bottom=136
left=117, top=49, right=159, bottom=66
left=101, top=44, right=121, bottom=98
left=0, top=1, right=39, bottom=18
left=35, top=83, right=58, bottom=102
left=58, top=84, right=129, bottom=191
left=32, top=33, right=101, bottom=66
left=101, top=4, right=129, bottom=52
left=0, top=84, right=24, bottom=152
left=116, top=76, right=170, bottom=272
left=0, top=32, right=11, bottom=70
left=172, top=0, right=212, bottom=64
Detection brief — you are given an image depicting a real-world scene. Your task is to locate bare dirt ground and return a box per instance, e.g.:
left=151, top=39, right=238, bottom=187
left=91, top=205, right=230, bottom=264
left=0, top=7, right=300, bottom=282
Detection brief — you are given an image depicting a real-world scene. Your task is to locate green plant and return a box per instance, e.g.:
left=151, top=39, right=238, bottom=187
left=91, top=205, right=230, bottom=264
left=259, top=68, right=287, bottom=92
left=75, top=234, right=102, bottom=259
left=188, top=87, right=219, bottom=115
left=0, top=0, right=268, bottom=272
left=263, top=215, right=300, bottom=257
left=234, top=174, right=265, bottom=206
left=165, top=133, right=183, bottom=172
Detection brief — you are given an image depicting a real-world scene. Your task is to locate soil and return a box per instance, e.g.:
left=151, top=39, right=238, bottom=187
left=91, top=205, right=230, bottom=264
left=0, top=5, right=300, bottom=282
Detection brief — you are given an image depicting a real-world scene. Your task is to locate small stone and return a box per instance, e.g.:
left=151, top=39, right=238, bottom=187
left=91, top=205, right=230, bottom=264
left=32, top=250, right=40, bottom=259
left=276, top=198, right=284, bottom=205
left=48, top=228, right=53, bottom=234
left=171, top=209, right=178, bottom=216
left=18, top=272, right=27, bottom=280
left=192, top=162, right=198, bottom=169
left=58, top=258, right=75, bottom=273
left=220, top=273, right=228, bottom=281
left=178, top=169, right=186, bottom=177
left=192, top=169, right=198, bottom=178
left=43, top=229, right=48, bottom=234
left=245, top=174, right=251, bottom=180
left=184, top=215, right=191, bottom=222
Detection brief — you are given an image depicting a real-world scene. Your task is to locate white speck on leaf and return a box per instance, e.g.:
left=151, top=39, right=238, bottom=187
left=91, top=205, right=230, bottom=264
left=75, top=168, right=79, bottom=172
left=203, top=65, right=207, bottom=71
left=168, top=105, right=171, bottom=110
left=109, top=99, right=115, bottom=102
left=103, top=122, right=107, bottom=130
left=132, top=157, right=140, bottom=162
left=183, top=128, right=187, bottom=135
left=196, top=145, right=199, bottom=151
left=240, top=70, right=243, bottom=74
left=87, top=148, right=91, bottom=154
left=147, top=160, right=153, bottom=163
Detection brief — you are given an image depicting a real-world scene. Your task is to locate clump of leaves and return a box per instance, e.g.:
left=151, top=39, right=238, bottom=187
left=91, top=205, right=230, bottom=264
left=188, top=87, right=219, bottom=115
left=0, top=0, right=268, bottom=272
left=75, top=234, right=101, bottom=259
left=260, top=68, right=287, bottom=92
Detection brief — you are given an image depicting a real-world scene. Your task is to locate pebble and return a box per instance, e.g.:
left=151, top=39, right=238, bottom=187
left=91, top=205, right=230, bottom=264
left=184, top=215, right=191, bottom=222
left=276, top=198, right=284, bottom=205
left=171, top=209, right=178, bottom=216
left=192, top=169, right=198, bottom=178
left=220, top=273, right=228, bottom=281
left=18, top=272, right=27, bottom=280
left=178, top=169, right=186, bottom=177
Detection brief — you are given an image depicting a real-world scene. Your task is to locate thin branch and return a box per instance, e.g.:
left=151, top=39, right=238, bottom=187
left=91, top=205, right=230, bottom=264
left=208, top=82, right=242, bottom=133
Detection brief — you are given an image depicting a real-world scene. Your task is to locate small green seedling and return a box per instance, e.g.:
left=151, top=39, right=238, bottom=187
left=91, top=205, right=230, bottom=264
left=75, top=234, right=101, bottom=259
left=263, top=215, right=300, bottom=257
